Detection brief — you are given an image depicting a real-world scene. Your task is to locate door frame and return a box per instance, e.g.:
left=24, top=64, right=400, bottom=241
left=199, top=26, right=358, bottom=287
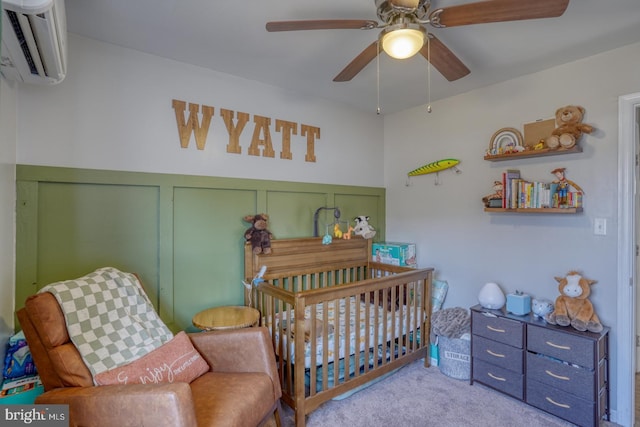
left=617, top=91, right=639, bottom=426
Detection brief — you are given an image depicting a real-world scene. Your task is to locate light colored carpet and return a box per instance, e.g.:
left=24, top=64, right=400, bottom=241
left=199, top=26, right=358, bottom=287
left=278, top=359, right=618, bottom=427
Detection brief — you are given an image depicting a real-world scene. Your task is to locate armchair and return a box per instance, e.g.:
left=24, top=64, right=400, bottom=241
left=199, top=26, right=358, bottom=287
left=17, top=292, right=282, bottom=427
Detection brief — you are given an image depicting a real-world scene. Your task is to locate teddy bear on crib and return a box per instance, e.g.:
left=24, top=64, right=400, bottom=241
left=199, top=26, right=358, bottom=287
left=243, top=213, right=274, bottom=255
left=545, top=271, right=603, bottom=333
left=353, top=216, right=376, bottom=239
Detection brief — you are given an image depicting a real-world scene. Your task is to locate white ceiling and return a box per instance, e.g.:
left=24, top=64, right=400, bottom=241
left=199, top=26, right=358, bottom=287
left=65, top=0, right=640, bottom=115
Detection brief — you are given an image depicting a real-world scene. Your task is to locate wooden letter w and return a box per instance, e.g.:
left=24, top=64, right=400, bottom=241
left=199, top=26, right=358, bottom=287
left=172, top=99, right=214, bottom=150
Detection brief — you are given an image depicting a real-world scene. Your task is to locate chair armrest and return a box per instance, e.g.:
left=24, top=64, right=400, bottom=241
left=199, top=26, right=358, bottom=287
left=189, top=327, right=281, bottom=399
left=36, top=383, right=197, bottom=427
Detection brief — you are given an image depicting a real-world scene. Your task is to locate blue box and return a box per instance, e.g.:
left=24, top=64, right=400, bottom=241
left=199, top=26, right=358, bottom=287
left=372, top=242, right=417, bottom=268
left=506, top=292, right=531, bottom=316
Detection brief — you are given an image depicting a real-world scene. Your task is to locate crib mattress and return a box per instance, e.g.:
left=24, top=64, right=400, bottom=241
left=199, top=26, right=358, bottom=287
left=268, top=296, right=422, bottom=368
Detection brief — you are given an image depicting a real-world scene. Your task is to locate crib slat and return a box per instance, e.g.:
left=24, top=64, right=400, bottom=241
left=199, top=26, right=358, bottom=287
left=321, top=300, right=329, bottom=392
left=343, top=296, right=351, bottom=386
left=308, top=306, right=317, bottom=396
left=354, top=292, right=362, bottom=379
left=373, top=291, right=380, bottom=369
left=284, top=300, right=293, bottom=395
left=331, top=298, right=339, bottom=388
left=391, top=285, right=397, bottom=362
left=363, top=291, right=371, bottom=374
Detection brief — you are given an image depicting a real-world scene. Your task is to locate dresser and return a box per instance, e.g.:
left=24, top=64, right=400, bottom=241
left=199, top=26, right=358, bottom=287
left=470, top=304, right=609, bottom=426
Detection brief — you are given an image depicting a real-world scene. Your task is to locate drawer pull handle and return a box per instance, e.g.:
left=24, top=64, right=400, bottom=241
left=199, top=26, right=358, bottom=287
left=487, top=373, right=506, bottom=382
left=545, top=341, right=571, bottom=350
left=545, top=370, right=570, bottom=381
left=486, top=349, right=505, bottom=358
left=487, top=325, right=505, bottom=333
left=545, top=397, right=571, bottom=409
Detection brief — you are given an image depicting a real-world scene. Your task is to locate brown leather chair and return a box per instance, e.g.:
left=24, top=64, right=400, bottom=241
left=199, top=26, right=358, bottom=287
left=17, top=292, right=282, bottom=427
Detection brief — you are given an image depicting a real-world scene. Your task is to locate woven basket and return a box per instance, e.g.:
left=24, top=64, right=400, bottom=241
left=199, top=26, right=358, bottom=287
left=438, top=336, right=470, bottom=380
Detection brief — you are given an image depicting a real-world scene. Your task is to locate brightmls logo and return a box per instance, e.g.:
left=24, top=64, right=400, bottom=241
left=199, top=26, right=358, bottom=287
left=1, top=405, right=68, bottom=426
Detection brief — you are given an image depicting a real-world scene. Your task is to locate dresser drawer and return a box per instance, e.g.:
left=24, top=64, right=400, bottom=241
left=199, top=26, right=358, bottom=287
left=527, top=352, right=601, bottom=401
left=472, top=358, right=523, bottom=400
left=472, top=311, right=524, bottom=348
left=527, top=325, right=597, bottom=369
left=527, top=378, right=596, bottom=427
left=472, top=335, right=524, bottom=374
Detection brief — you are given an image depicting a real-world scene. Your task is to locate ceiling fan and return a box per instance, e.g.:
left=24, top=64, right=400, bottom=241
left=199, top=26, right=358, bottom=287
left=266, top=0, right=570, bottom=82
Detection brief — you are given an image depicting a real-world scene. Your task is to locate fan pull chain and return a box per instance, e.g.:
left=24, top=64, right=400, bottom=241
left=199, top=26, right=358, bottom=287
left=376, top=39, right=381, bottom=115
left=426, top=33, right=432, bottom=114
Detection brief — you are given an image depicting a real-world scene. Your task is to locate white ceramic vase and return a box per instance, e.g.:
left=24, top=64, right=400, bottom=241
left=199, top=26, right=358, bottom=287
left=478, top=282, right=506, bottom=309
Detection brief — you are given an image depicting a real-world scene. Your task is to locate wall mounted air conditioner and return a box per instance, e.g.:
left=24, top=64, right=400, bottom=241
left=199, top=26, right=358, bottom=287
left=1, top=0, right=67, bottom=85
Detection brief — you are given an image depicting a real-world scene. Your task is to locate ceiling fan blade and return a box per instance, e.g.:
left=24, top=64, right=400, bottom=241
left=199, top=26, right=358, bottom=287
left=266, top=20, right=378, bottom=32
left=420, top=35, right=470, bottom=81
left=433, top=0, right=570, bottom=28
left=333, top=41, right=380, bottom=82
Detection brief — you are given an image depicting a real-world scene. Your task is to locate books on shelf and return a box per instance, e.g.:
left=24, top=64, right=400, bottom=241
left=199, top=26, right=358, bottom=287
left=500, top=169, right=520, bottom=209
left=496, top=169, right=582, bottom=210
left=505, top=169, right=520, bottom=209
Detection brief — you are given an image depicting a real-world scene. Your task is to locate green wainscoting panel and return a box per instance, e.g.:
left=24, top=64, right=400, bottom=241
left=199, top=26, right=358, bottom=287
left=266, top=191, right=328, bottom=238
left=37, top=182, right=160, bottom=291
left=173, top=187, right=256, bottom=329
left=15, top=165, right=385, bottom=331
left=15, top=180, right=161, bottom=319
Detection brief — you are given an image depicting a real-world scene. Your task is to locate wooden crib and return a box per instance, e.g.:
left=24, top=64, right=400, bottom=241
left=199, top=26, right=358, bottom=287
left=244, top=237, right=433, bottom=427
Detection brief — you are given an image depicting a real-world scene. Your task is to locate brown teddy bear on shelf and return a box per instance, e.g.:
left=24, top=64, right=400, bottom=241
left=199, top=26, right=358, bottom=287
left=545, top=271, right=603, bottom=333
left=243, top=214, right=274, bottom=255
left=546, top=105, right=594, bottom=150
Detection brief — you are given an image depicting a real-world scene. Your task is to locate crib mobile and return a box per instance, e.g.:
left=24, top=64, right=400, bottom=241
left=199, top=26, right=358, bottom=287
left=322, top=220, right=352, bottom=244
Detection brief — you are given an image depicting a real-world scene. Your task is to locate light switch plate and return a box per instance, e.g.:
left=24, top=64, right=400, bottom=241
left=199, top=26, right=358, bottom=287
left=594, top=218, right=607, bottom=235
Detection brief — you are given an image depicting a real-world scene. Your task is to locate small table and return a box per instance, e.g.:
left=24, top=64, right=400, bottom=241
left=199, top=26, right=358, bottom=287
left=192, top=306, right=260, bottom=331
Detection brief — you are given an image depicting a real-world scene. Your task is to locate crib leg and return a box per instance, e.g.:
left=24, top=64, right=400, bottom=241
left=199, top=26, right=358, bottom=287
left=424, top=342, right=431, bottom=367
left=295, top=409, right=306, bottom=427
left=273, top=400, right=282, bottom=427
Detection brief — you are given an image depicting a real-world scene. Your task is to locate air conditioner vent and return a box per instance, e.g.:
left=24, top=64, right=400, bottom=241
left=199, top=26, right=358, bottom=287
left=6, top=10, right=39, bottom=75
left=1, top=0, right=67, bottom=85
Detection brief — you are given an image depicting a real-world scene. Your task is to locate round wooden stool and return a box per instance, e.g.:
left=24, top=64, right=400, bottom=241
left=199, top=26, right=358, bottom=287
left=192, top=305, right=260, bottom=331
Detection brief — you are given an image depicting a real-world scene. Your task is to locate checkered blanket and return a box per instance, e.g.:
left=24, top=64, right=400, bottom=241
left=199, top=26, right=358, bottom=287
left=39, top=267, right=173, bottom=379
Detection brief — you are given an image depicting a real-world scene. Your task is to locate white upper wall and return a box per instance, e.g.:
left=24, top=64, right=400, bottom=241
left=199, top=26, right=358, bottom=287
left=16, top=34, right=385, bottom=187
left=384, top=41, right=640, bottom=320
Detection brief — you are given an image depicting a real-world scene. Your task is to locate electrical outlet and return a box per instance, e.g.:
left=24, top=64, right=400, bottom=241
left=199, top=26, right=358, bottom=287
left=594, top=218, right=607, bottom=235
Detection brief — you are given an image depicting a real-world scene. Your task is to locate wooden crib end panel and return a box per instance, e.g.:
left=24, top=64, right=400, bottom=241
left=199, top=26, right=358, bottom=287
left=245, top=238, right=372, bottom=278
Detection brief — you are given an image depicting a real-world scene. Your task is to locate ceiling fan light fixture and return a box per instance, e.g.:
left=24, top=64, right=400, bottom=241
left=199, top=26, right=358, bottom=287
left=381, top=25, right=425, bottom=59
